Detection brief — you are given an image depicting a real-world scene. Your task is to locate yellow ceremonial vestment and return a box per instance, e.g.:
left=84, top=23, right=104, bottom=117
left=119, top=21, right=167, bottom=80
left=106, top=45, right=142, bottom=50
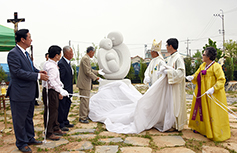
left=188, top=62, right=230, bottom=141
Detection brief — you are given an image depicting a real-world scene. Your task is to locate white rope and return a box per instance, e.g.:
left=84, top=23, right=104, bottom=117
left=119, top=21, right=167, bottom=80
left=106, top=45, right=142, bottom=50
left=192, top=92, right=237, bottom=120
left=211, top=95, right=237, bottom=117
left=42, top=81, right=50, bottom=144
left=68, top=93, right=89, bottom=99
left=208, top=95, right=237, bottom=120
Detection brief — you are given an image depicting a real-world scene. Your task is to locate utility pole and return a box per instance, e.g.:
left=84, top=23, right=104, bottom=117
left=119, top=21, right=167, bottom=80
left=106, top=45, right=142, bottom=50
left=69, top=40, right=71, bottom=47
left=214, top=9, right=225, bottom=53
left=144, top=44, right=147, bottom=58
left=185, top=38, right=191, bottom=56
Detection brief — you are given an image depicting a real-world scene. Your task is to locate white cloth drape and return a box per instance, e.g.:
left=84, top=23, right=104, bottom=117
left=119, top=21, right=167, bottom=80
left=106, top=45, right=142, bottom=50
left=89, top=74, right=175, bottom=134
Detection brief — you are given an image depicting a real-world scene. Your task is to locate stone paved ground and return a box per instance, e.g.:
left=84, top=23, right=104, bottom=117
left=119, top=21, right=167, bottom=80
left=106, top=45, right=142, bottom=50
left=0, top=84, right=237, bottom=153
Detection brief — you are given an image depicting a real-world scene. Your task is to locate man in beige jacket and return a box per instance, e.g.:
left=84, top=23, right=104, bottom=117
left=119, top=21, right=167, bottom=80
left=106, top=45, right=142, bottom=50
left=77, top=46, right=101, bottom=123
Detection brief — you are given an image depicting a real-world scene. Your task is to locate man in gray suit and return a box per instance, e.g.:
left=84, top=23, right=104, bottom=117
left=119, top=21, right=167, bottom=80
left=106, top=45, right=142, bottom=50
left=76, top=46, right=101, bottom=123
left=7, top=29, right=48, bottom=153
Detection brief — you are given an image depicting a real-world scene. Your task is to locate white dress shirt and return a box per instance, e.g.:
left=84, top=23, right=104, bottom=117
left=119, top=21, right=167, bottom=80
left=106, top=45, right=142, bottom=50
left=42, top=58, right=63, bottom=93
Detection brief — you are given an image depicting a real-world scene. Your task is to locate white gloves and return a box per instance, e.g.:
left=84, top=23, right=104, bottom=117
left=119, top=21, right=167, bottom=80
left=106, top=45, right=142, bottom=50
left=205, top=87, right=214, bottom=95
left=98, top=77, right=103, bottom=83
left=164, top=65, right=174, bottom=70
left=60, top=88, right=69, bottom=97
left=144, top=76, right=151, bottom=83
left=98, top=69, right=105, bottom=76
left=159, top=65, right=166, bottom=72
left=186, top=76, right=194, bottom=82
left=156, top=66, right=167, bottom=76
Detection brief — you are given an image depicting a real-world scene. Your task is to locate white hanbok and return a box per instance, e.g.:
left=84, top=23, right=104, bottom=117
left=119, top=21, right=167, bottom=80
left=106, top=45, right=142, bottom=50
left=89, top=73, right=175, bottom=134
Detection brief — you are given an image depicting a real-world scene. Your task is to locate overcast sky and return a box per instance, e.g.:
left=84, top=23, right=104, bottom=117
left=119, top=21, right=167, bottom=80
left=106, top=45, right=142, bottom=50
left=0, top=0, right=237, bottom=66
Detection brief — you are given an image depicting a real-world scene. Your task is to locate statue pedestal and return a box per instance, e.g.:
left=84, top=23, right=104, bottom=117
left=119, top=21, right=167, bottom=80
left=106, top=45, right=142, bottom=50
left=99, top=79, right=131, bottom=87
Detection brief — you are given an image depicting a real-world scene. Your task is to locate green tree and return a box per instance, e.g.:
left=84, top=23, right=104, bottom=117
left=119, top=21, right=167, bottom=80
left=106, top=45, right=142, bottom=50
left=184, top=56, right=193, bottom=76
left=203, top=38, right=223, bottom=61
left=223, top=40, right=237, bottom=80
left=138, top=59, right=147, bottom=83
left=125, top=62, right=135, bottom=80
left=193, top=50, right=202, bottom=72
left=0, top=66, right=7, bottom=82
left=224, top=39, right=237, bottom=58
left=224, top=57, right=234, bottom=81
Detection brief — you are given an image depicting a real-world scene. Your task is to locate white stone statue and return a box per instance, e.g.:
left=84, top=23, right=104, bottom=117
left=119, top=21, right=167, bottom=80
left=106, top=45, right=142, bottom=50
left=97, top=31, right=131, bottom=82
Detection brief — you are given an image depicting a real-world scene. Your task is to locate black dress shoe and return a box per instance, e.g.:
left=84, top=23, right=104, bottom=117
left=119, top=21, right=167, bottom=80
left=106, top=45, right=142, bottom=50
left=19, top=146, right=32, bottom=153
left=28, top=140, right=43, bottom=145
left=65, top=123, right=74, bottom=128
left=79, top=118, right=89, bottom=124
left=61, top=126, right=69, bottom=131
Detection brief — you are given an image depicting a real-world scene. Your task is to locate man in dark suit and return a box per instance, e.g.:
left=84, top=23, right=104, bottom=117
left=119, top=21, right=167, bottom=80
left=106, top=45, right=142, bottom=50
left=7, top=29, right=48, bottom=153
left=58, top=46, right=74, bottom=131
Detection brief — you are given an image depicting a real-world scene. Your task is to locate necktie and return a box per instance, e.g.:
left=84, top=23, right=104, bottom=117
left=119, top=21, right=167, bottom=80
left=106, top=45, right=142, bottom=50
left=25, top=51, right=34, bottom=70
left=69, top=62, right=74, bottom=74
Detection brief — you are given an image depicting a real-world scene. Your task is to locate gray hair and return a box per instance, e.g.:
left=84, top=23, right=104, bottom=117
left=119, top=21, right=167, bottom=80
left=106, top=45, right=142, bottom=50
left=63, top=46, right=71, bottom=54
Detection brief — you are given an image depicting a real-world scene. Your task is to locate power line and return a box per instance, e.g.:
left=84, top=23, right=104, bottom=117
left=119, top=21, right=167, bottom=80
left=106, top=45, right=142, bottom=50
left=225, top=7, right=237, bottom=14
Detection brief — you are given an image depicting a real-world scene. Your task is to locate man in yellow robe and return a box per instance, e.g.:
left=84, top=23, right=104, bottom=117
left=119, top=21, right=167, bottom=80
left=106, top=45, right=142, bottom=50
left=187, top=47, right=230, bottom=141
left=165, top=38, right=187, bottom=131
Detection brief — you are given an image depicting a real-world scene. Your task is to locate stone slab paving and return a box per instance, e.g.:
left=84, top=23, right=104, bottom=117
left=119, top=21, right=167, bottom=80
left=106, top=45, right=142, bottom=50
left=229, top=114, right=237, bottom=123
left=70, top=134, right=96, bottom=139
left=152, top=136, right=185, bottom=148
left=61, top=151, right=85, bottom=153
left=182, top=129, right=211, bottom=141
left=6, top=110, right=11, bottom=115
left=0, top=116, right=9, bottom=121
left=33, top=119, right=41, bottom=126
left=223, top=142, right=237, bottom=152
left=146, top=128, right=180, bottom=135
left=65, top=141, right=93, bottom=151
left=155, top=147, right=195, bottom=153
left=36, top=138, right=69, bottom=149
left=3, top=135, right=15, bottom=144
left=120, top=147, right=152, bottom=153
left=227, top=129, right=237, bottom=142
left=230, top=122, right=237, bottom=128
left=68, top=117, right=76, bottom=122
left=124, top=137, right=150, bottom=146
left=68, top=129, right=95, bottom=135
left=34, top=126, right=44, bottom=132
left=99, top=137, right=123, bottom=143
left=202, top=145, right=229, bottom=153
left=95, top=145, right=118, bottom=153
left=75, top=122, right=97, bottom=129
left=99, top=131, right=124, bottom=137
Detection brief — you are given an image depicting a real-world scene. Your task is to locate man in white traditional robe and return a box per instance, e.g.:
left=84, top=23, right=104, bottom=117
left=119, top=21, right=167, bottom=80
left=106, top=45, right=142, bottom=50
left=144, top=40, right=166, bottom=86
left=163, top=38, right=187, bottom=131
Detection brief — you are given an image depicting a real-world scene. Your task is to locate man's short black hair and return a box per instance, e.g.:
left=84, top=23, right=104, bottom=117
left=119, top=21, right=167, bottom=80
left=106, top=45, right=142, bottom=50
left=48, top=45, right=61, bottom=58
left=166, top=38, right=179, bottom=50
left=205, top=47, right=217, bottom=61
left=86, top=46, right=94, bottom=53
left=15, top=29, right=29, bottom=42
